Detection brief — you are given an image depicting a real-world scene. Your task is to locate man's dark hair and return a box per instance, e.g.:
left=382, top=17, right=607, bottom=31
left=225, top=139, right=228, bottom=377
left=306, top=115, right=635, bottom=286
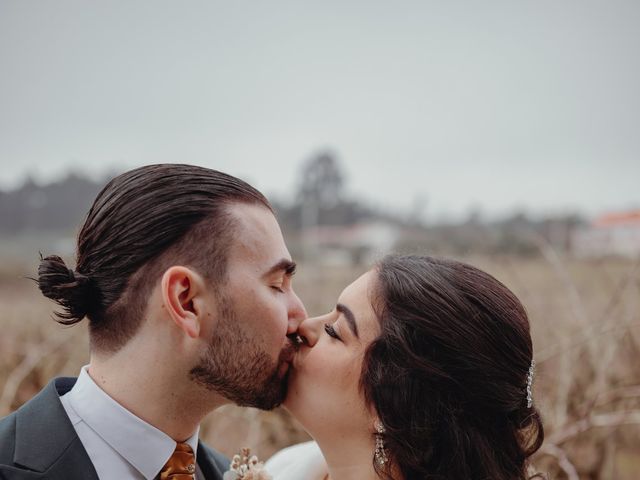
left=37, top=164, right=271, bottom=353
left=361, top=255, right=544, bottom=480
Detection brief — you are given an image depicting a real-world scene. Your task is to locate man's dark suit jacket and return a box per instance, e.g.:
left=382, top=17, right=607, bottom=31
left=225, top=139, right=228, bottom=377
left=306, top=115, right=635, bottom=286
left=0, top=377, right=229, bottom=479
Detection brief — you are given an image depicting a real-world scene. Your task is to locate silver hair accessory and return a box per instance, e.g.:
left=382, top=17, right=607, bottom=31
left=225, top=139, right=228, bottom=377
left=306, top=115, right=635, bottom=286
left=374, top=421, right=388, bottom=466
left=526, top=360, right=536, bottom=408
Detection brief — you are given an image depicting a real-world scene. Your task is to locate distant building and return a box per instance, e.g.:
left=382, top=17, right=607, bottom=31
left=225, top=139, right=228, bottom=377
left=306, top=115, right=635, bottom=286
left=572, top=210, right=640, bottom=258
left=301, top=221, right=402, bottom=266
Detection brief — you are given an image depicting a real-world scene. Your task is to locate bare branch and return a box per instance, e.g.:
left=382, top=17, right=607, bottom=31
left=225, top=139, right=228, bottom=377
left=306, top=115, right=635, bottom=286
left=537, top=443, right=580, bottom=480
left=0, top=334, right=71, bottom=416
left=548, top=410, right=640, bottom=445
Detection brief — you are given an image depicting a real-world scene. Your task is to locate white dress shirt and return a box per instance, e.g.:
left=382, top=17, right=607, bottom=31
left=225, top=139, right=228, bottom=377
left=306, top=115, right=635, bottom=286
left=60, top=366, right=202, bottom=480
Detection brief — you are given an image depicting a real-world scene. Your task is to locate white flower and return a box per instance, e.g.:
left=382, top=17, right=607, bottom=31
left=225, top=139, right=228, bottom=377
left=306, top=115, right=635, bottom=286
left=223, top=448, right=272, bottom=480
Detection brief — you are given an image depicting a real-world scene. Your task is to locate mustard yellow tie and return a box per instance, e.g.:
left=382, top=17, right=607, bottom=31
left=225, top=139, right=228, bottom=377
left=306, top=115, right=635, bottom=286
left=160, top=443, right=196, bottom=480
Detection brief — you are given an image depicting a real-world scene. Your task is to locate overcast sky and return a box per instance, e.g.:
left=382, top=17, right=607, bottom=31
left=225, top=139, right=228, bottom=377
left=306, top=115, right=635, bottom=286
left=1, top=1, right=638, bottom=220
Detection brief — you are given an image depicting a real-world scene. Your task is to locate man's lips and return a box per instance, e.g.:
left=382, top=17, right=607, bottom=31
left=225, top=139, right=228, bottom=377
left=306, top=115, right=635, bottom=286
left=281, top=334, right=306, bottom=374
left=278, top=360, right=291, bottom=377
left=288, top=345, right=305, bottom=371
left=279, top=338, right=300, bottom=368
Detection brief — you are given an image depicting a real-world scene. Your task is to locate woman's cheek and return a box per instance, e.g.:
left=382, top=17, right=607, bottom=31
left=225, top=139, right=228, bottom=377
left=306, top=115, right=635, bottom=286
left=312, top=347, right=357, bottom=391
left=298, top=346, right=331, bottom=385
left=305, top=347, right=331, bottom=377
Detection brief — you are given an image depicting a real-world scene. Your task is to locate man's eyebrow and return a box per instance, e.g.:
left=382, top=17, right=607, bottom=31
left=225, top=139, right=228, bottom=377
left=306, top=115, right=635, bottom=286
left=336, top=303, right=359, bottom=338
left=264, top=258, right=297, bottom=277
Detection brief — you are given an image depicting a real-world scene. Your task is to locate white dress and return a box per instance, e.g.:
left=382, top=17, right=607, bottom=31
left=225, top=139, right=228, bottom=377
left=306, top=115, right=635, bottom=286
left=264, top=441, right=326, bottom=480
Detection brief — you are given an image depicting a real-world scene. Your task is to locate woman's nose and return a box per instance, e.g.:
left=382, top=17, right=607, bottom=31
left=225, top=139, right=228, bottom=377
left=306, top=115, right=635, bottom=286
left=297, top=313, right=329, bottom=347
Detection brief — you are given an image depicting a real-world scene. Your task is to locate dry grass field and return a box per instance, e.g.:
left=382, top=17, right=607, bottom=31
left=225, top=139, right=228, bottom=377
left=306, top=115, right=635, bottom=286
left=1, top=253, right=638, bottom=479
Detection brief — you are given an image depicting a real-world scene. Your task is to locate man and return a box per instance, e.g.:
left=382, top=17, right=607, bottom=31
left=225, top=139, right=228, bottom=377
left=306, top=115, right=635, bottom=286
left=0, top=164, right=307, bottom=479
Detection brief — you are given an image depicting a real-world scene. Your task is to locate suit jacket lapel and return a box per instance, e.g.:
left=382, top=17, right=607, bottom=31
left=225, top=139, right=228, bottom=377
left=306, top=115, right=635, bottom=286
left=12, top=378, right=98, bottom=480
left=9, top=377, right=227, bottom=480
left=197, top=442, right=228, bottom=480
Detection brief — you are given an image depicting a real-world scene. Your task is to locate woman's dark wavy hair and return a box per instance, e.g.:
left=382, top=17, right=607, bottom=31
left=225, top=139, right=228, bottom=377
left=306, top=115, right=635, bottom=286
left=36, top=164, right=271, bottom=353
left=361, top=255, right=544, bottom=480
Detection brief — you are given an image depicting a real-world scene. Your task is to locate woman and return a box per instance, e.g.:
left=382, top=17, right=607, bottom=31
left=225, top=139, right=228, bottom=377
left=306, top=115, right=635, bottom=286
left=266, top=255, right=544, bottom=480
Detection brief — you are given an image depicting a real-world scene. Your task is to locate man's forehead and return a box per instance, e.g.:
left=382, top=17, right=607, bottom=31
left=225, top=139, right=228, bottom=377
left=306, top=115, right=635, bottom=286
left=227, top=203, right=290, bottom=265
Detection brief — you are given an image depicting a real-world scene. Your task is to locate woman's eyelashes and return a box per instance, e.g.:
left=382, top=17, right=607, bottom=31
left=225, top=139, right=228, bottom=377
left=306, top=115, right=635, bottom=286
left=324, top=323, right=342, bottom=341
left=271, top=285, right=284, bottom=293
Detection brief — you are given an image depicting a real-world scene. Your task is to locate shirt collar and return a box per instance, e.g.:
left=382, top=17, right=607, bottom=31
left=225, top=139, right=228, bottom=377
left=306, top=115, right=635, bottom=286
left=66, top=365, right=199, bottom=480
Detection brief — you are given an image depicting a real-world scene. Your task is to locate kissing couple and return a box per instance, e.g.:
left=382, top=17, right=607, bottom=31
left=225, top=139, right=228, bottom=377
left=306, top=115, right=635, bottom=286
left=0, top=165, right=544, bottom=480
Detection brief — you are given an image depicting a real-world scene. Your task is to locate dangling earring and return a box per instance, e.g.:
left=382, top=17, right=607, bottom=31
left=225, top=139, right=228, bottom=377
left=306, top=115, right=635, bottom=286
left=374, top=421, right=388, bottom=466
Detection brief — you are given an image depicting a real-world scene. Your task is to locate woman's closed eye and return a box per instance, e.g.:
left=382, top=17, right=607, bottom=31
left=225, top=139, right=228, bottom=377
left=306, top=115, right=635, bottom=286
left=324, top=323, right=342, bottom=341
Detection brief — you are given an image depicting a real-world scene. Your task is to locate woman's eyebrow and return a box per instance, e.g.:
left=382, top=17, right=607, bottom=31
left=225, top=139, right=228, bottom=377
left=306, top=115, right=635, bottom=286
left=336, top=303, right=359, bottom=338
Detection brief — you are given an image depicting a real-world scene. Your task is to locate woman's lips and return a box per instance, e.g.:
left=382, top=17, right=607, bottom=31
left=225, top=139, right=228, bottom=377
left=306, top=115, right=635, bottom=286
left=278, top=360, right=291, bottom=377
left=290, top=346, right=306, bottom=371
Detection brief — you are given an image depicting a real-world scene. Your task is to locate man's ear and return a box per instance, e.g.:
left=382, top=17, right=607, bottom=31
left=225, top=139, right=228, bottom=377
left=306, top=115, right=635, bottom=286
left=160, top=266, right=208, bottom=339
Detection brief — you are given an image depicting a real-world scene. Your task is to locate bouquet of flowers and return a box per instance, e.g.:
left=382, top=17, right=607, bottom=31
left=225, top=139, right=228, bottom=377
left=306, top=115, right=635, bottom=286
left=222, top=448, right=272, bottom=480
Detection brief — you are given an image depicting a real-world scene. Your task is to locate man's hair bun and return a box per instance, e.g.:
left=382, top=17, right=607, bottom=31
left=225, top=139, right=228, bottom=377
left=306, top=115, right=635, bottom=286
left=37, top=254, right=98, bottom=325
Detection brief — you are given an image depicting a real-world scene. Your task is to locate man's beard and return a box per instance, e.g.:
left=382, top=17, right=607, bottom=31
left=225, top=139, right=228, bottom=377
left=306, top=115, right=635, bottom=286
left=189, top=295, right=296, bottom=410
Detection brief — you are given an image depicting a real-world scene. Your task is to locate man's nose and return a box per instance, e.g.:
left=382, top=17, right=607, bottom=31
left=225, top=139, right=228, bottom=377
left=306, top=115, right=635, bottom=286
left=286, top=289, right=308, bottom=334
